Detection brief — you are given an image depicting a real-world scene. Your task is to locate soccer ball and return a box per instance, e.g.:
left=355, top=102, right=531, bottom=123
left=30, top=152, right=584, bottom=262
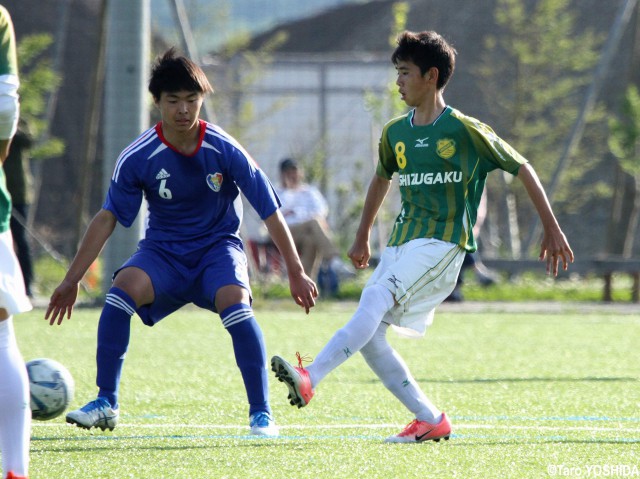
left=26, top=358, right=75, bottom=421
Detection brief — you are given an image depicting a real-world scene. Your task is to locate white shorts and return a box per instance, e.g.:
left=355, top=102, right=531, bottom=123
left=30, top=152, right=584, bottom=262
left=0, top=74, right=19, bottom=139
left=0, top=230, right=32, bottom=315
left=367, top=237, right=465, bottom=337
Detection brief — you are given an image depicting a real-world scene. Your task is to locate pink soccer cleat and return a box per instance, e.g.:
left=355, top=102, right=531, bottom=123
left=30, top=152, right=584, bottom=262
left=385, top=412, right=452, bottom=443
left=271, top=353, right=314, bottom=408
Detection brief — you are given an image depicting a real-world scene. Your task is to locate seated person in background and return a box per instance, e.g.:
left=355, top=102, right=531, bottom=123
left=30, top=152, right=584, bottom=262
left=446, top=190, right=498, bottom=301
left=277, top=158, right=354, bottom=288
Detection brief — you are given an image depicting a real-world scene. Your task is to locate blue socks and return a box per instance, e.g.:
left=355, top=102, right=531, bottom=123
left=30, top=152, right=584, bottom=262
left=221, top=304, right=270, bottom=416
left=96, top=287, right=136, bottom=409
left=95, top=294, right=268, bottom=417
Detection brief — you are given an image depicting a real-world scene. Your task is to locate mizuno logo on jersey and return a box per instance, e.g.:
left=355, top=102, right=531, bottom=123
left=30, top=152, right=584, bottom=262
left=398, top=171, right=463, bottom=186
left=415, top=137, right=429, bottom=148
left=155, top=169, right=171, bottom=180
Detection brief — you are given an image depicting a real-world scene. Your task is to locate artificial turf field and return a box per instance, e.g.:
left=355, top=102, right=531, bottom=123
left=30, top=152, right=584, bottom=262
left=12, top=300, right=640, bottom=479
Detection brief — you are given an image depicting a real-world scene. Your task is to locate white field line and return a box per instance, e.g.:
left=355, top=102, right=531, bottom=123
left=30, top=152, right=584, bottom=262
left=32, top=423, right=640, bottom=433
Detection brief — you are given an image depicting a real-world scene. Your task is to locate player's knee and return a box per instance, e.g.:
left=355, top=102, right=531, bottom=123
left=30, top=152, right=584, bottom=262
left=112, top=268, right=154, bottom=306
left=361, top=322, right=391, bottom=360
left=215, top=285, right=250, bottom=312
left=361, top=283, right=395, bottom=312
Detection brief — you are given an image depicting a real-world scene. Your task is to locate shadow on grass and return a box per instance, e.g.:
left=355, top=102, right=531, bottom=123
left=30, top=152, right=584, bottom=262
left=449, top=436, right=640, bottom=445
left=379, top=376, right=639, bottom=384
left=31, top=432, right=640, bottom=455
left=30, top=434, right=315, bottom=454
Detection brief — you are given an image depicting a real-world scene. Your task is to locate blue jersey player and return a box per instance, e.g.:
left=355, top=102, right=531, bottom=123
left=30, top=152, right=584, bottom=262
left=45, top=49, right=318, bottom=436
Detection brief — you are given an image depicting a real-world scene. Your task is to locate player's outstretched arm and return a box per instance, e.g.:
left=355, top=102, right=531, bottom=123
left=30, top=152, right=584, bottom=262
left=263, top=210, right=318, bottom=313
left=517, top=163, right=574, bottom=276
left=45, top=209, right=117, bottom=325
left=348, top=174, right=391, bottom=269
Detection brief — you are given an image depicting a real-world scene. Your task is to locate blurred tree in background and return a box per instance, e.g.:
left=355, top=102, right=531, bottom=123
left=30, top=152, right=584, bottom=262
left=477, top=0, right=606, bottom=258
left=17, top=33, right=64, bottom=161
left=608, top=85, right=640, bottom=258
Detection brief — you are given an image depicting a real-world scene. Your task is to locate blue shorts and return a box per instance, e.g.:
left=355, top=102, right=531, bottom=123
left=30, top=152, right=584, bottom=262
left=115, top=237, right=251, bottom=326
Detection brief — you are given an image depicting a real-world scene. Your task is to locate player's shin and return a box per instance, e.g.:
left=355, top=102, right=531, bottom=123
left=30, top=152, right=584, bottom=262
left=96, top=287, right=135, bottom=408
left=0, top=318, right=30, bottom=477
left=307, top=284, right=394, bottom=386
left=222, top=304, right=270, bottom=416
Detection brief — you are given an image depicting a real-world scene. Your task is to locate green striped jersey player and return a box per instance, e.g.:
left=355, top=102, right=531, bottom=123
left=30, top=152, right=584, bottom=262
left=270, top=30, right=574, bottom=445
left=378, top=106, right=526, bottom=252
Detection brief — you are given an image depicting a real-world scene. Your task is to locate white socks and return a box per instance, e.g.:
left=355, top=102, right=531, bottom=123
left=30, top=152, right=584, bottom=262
left=0, top=318, right=30, bottom=477
left=360, top=322, right=442, bottom=424
left=307, top=284, right=394, bottom=386
left=305, top=282, right=442, bottom=424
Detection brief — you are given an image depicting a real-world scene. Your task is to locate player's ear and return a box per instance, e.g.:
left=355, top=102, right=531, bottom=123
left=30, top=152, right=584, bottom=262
left=425, top=66, right=439, bottom=84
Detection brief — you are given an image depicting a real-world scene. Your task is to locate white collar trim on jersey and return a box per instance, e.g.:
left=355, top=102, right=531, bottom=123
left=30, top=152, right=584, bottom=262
left=409, top=106, right=449, bottom=127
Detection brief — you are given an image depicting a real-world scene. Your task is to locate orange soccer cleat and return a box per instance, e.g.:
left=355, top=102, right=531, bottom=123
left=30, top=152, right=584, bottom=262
left=385, top=412, right=452, bottom=443
left=271, top=352, right=314, bottom=408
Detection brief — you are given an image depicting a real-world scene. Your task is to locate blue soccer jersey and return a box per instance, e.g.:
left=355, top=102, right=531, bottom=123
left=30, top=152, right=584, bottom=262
left=103, top=120, right=280, bottom=248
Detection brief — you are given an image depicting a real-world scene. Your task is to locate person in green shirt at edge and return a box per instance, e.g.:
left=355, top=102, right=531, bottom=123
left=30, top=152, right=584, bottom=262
left=0, top=5, right=33, bottom=479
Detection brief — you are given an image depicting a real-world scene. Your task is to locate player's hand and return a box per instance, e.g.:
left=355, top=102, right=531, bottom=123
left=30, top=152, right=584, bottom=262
left=348, top=238, right=371, bottom=269
left=288, top=272, right=318, bottom=314
left=539, top=228, right=574, bottom=277
left=45, top=279, right=80, bottom=325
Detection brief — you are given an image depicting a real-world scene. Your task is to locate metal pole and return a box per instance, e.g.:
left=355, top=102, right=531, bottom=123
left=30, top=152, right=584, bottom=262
left=75, top=0, right=108, bottom=248
left=168, top=0, right=217, bottom=123
left=101, top=0, right=150, bottom=293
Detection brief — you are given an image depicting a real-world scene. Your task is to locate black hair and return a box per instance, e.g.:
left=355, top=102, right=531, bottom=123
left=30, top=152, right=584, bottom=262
left=392, top=31, right=456, bottom=90
left=148, top=47, right=213, bottom=101
left=279, top=158, right=298, bottom=172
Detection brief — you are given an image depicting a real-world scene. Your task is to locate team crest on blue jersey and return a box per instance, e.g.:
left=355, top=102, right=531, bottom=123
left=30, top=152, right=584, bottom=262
left=436, top=139, right=456, bottom=159
left=206, top=173, right=223, bottom=192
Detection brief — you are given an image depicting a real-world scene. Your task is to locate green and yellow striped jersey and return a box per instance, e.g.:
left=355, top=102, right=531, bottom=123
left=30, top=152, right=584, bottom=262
left=0, top=6, right=18, bottom=233
left=0, top=6, right=17, bottom=77
left=377, top=106, right=526, bottom=252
